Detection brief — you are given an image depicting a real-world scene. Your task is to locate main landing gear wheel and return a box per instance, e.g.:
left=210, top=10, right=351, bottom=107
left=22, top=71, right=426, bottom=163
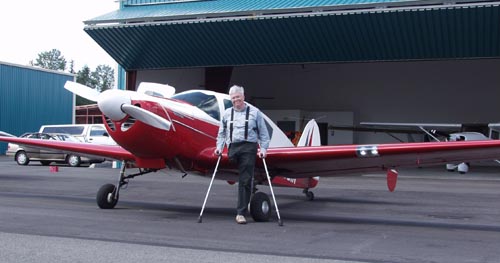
left=250, top=192, right=271, bottom=222
left=97, top=184, right=118, bottom=209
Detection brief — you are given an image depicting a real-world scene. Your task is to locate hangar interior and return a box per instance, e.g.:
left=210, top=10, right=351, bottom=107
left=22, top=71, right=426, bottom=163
left=83, top=0, right=500, bottom=145
left=132, top=59, right=500, bottom=144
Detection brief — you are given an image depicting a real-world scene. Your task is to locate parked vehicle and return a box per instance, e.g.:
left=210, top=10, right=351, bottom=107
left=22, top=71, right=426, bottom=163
left=39, top=124, right=116, bottom=145
left=5, top=132, right=105, bottom=167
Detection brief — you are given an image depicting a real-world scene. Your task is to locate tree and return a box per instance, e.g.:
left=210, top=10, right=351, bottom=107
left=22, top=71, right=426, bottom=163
left=75, top=65, right=115, bottom=105
left=30, top=50, right=115, bottom=106
left=69, top=60, right=75, bottom=74
left=76, top=65, right=96, bottom=88
left=75, top=65, right=97, bottom=106
left=92, top=64, right=114, bottom=92
left=32, top=49, right=67, bottom=71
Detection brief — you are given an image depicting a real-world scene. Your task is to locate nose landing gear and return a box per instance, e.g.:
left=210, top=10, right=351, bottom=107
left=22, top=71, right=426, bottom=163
left=95, top=161, right=156, bottom=209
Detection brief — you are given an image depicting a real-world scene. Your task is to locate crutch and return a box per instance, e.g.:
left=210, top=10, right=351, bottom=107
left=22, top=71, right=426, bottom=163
left=262, top=158, right=283, bottom=226
left=198, top=155, right=222, bottom=223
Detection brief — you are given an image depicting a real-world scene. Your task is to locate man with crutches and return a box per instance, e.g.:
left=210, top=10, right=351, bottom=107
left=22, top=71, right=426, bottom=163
left=214, top=85, right=270, bottom=224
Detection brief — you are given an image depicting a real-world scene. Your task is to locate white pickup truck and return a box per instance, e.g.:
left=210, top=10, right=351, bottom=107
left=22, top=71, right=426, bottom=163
left=39, top=124, right=116, bottom=145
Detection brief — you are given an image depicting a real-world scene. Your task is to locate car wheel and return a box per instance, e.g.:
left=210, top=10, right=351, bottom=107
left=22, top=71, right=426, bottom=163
left=67, top=154, right=81, bottom=167
left=15, top=151, right=30, bottom=165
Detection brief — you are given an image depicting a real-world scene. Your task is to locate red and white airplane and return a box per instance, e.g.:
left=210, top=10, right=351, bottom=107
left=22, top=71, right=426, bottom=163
left=2, top=81, right=500, bottom=223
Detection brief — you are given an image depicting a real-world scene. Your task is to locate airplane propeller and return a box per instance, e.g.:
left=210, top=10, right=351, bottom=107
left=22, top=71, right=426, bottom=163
left=63, top=81, right=100, bottom=102
left=121, top=104, right=171, bottom=131
left=64, top=81, right=171, bottom=131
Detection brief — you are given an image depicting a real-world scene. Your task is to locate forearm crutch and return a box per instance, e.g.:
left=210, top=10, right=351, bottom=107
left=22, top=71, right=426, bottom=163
left=198, top=155, right=222, bottom=223
left=262, top=158, right=283, bottom=226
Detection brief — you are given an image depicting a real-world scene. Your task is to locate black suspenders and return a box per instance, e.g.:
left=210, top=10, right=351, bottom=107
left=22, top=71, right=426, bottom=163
left=229, top=106, right=251, bottom=143
left=244, top=106, right=250, bottom=140
left=230, top=108, right=234, bottom=142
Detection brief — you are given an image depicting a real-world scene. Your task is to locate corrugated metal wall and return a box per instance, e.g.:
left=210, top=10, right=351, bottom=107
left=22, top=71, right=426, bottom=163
left=0, top=62, right=75, bottom=154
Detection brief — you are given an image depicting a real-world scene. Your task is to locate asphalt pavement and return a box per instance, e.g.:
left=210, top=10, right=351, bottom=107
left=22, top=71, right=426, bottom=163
left=0, top=155, right=499, bottom=263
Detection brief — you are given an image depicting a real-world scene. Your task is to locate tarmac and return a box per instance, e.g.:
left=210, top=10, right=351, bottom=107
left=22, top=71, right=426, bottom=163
left=0, top=155, right=499, bottom=263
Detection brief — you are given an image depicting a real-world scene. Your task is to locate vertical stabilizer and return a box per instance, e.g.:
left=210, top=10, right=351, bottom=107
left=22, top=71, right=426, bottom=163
left=297, top=119, right=321, bottom=147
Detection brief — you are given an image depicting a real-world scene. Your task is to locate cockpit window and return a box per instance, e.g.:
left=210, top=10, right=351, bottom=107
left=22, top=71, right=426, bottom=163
left=172, top=92, right=220, bottom=120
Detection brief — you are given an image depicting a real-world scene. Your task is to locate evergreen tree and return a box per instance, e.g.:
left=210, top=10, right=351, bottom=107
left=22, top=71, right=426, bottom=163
left=92, top=64, right=115, bottom=92
left=69, top=60, right=75, bottom=74
left=33, top=49, right=67, bottom=71
left=31, top=50, right=115, bottom=106
left=75, top=65, right=97, bottom=106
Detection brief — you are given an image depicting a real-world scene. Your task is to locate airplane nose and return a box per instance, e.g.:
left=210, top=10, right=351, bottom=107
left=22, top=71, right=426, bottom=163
left=97, top=89, right=131, bottom=121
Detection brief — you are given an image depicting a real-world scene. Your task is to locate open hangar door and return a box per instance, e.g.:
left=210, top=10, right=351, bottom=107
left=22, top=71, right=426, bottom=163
left=133, top=58, right=500, bottom=145
left=84, top=1, right=500, bottom=145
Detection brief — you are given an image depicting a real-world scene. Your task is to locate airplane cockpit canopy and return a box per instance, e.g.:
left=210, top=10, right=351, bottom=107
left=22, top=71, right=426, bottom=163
left=171, top=91, right=220, bottom=121
left=171, top=90, right=286, bottom=146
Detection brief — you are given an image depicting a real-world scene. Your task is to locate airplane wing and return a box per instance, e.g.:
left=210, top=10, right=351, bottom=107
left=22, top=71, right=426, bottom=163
left=262, top=140, right=500, bottom=178
left=0, top=131, right=16, bottom=137
left=329, top=122, right=484, bottom=142
left=328, top=124, right=424, bottom=134
left=359, top=122, right=495, bottom=135
left=330, top=122, right=465, bottom=135
left=0, top=136, right=135, bottom=162
left=359, top=122, right=462, bottom=130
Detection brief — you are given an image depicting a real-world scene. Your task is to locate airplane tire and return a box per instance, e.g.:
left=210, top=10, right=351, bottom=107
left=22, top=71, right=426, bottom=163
left=97, top=184, right=118, bottom=209
left=250, top=192, right=271, bottom=222
left=15, top=151, right=30, bottom=165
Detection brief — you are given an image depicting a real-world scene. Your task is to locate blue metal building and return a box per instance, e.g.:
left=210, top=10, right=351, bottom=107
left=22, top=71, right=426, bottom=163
left=0, top=61, right=75, bottom=154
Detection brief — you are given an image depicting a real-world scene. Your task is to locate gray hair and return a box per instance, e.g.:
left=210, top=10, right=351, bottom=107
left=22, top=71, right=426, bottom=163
left=228, top=85, right=244, bottom=95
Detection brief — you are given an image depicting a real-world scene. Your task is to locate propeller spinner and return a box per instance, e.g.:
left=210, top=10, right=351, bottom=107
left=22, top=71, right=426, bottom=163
left=64, top=81, right=171, bottom=131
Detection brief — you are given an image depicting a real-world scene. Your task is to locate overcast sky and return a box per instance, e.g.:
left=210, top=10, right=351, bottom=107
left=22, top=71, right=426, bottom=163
left=0, top=0, right=118, bottom=71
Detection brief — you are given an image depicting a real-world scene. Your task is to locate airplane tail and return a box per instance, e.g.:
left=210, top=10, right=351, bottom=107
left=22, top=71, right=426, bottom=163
left=291, top=119, right=321, bottom=193
left=297, top=119, right=321, bottom=147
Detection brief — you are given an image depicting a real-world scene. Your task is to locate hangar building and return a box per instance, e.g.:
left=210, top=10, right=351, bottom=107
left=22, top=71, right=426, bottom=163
left=0, top=62, right=74, bottom=154
left=83, top=0, right=500, bottom=145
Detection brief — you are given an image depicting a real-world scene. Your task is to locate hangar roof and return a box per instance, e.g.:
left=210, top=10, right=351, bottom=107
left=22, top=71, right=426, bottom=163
left=84, top=0, right=500, bottom=70
left=86, top=0, right=449, bottom=24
